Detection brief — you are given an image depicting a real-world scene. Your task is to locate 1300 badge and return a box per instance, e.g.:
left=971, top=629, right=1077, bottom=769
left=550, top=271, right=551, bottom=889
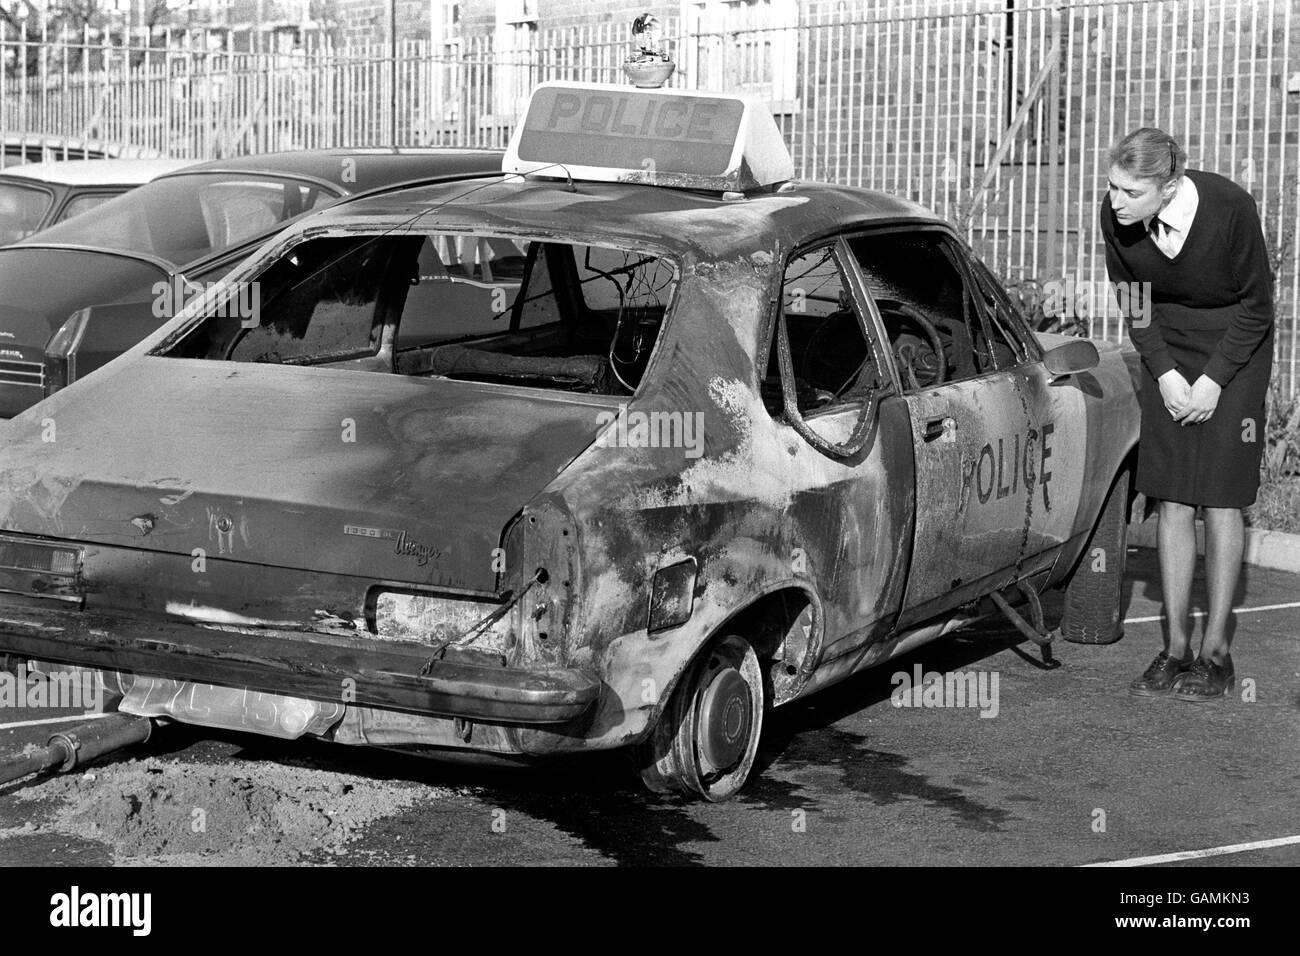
left=344, top=525, right=441, bottom=566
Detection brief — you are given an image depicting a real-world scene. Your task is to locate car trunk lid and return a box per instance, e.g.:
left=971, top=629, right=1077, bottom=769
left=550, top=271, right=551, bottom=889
left=0, top=358, right=604, bottom=593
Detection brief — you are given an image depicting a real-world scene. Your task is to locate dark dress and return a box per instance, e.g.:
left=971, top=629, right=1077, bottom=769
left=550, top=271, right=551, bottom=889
left=1101, top=169, right=1275, bottom=508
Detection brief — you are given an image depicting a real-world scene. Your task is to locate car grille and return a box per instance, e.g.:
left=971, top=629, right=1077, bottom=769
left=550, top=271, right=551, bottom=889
left=0, top=358, right=43, bottom=389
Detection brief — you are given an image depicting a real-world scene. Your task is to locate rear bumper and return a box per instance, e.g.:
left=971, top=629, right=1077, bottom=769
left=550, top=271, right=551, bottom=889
left=0, top=603, right=598, bottom=725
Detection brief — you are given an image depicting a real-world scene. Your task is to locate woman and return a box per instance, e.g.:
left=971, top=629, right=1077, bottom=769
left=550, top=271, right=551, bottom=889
left=1100, top=127, right=1274, bottom=702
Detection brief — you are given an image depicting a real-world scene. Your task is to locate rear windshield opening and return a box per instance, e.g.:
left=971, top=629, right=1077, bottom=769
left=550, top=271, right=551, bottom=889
left=157, top=232, right=678, bottom=395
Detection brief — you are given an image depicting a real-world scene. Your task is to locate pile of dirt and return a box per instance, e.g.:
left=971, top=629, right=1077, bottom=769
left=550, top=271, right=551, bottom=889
left=12, top=755, right=443, bottom=865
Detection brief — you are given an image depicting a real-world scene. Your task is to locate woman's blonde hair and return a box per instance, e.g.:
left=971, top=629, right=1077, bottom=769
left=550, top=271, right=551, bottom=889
left=1108, top=127, right=1186, bottom=183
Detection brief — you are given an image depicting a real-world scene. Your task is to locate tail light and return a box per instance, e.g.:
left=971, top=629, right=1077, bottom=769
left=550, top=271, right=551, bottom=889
left=43, top=308, right=91, bottom=396
left=0, top=532, right=83, bottom=604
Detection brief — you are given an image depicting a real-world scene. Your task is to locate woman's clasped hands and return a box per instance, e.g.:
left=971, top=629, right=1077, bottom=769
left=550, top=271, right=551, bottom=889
left=1157, top=368, right=1221, bottom=425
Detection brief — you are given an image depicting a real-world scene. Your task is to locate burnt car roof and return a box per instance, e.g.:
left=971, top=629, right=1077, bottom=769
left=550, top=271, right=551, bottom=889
left=302, top=176, right=947, bottom=258
left=151, top=147, right=506, bottom=193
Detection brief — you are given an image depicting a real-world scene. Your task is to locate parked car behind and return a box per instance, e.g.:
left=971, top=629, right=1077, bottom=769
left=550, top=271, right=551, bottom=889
left=0, top=134, right=166, bottom=167
left=0, top=159, right=197, bottom=245
left=0, top=82, right=1142, bottom=800
left=0, top=147, right=503, bottom=417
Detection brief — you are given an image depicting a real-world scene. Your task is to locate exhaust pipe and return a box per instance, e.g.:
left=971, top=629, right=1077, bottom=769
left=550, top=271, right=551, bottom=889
left=0, top=714, right=153, bottom=787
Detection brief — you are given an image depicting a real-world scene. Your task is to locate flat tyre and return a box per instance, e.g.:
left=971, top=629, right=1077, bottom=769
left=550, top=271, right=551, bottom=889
left=635, top=635, right=765, bottom=801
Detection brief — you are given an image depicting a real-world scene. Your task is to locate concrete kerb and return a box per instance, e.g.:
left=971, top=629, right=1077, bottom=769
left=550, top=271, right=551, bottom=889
left=1127, top=519, right=1300, bottom=574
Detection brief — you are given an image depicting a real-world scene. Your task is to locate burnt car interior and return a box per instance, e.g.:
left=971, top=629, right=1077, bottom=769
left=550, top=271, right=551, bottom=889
left=848, top=232, right=1022, bottom=389
left=765, top=232, right=1028, bottom=418
left=158, top=231, right=677, bottom=395
left=765, top=243, right=889, bottom=417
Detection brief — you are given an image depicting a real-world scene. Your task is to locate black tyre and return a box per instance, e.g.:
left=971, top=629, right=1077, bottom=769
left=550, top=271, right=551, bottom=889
left=1059, top=467, right=1130, bottom=644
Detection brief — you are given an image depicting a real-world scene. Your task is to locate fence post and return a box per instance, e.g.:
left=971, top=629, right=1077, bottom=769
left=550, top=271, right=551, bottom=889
left=2, top=21, right=7, bottom=166
left=1045, top=8, right=1062, bottom=280
left=388, top=0, right=397, bottom=144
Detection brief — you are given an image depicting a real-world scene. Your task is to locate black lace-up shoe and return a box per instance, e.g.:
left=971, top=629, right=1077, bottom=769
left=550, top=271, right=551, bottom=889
left=1129, top=651, right=1194, bottom=698
left=1172, top=655, right=1235, bottom=702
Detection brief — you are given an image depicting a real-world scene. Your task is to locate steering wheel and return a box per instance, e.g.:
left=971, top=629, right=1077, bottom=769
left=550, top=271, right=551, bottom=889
left=875, top=298, right=948, bottom=389
left=800, top=309, right=878, bottom=399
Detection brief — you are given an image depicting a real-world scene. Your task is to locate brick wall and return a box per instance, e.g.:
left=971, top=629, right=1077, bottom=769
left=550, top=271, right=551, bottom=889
left=336, top=0, right=676, bottom=47
left=535, top=0, right=675, bottom=33
left=336, top=0, right=432, bottom=45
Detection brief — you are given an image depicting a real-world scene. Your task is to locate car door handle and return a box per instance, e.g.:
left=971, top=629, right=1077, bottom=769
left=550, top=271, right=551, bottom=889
left=922, top=417, right=955, bottom=442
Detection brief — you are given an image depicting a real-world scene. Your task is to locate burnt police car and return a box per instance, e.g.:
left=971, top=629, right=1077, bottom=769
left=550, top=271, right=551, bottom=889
left=0, top=82, right=1140, bottom=800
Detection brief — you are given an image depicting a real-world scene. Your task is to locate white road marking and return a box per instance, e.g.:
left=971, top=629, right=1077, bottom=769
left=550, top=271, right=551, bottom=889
left=1124, top=600, right=1300, bottom=625
left=0, top=712, right=110, bottom=730
left=1083, top=834, right=1300, bottom=867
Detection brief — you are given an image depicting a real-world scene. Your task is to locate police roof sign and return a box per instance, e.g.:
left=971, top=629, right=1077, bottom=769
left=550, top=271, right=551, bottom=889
left=503, top=82, right=795, bottom=192
left=520, top=86, right=744, bottom=174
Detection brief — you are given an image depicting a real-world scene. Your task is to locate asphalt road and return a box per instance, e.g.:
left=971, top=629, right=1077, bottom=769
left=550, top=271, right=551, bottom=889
left=2, top=545, right=1297, bottom=866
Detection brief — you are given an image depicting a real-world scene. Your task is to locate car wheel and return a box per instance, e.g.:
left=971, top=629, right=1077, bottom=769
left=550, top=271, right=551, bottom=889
left=635, top=634, right=765, bottom=801
left=1058, top=467, right=1130, bottom=644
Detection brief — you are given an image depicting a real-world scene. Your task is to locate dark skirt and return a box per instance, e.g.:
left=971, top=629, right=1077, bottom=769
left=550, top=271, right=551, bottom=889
left=1136, top=325, right=1274, bottom=508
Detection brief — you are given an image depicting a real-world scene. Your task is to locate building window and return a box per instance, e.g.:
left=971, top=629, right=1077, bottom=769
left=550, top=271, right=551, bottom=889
left=494, top=0, right=539, bottom=121
left=682, top=0, right=799, bottom=114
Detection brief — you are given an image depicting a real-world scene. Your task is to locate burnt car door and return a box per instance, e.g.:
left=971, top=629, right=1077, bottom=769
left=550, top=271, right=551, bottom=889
left=965, top=256, right=1087, bottom=576
left=848, top=229, right=1033, bottom=627
left=764, top=237, right=915, bottom=663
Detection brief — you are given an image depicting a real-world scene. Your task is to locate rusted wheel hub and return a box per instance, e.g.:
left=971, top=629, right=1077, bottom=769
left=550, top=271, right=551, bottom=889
left=635, top=634, right=765, bottom=801
left=698, top=667, right=752, bottom=774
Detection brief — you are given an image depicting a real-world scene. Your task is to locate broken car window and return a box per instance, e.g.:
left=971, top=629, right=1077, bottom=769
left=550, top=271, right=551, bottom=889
left=156, top=231, right=678, bottom=396
left=397, top=235, right=531, bottom=346
left=160, top=235, right=393, bottom=365
left=849, top=232, right=994, bottom=390
left=966, top=256, right=1031, bottom=368
left=232, top=238, right=393, bottom=364
left=574, top=245, right=676, bottom=393
left=764, top=243, right=886, bottom=418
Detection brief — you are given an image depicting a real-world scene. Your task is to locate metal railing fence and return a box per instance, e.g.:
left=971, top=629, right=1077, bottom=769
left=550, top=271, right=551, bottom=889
left=1, top=1, right=1297, bottom=395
